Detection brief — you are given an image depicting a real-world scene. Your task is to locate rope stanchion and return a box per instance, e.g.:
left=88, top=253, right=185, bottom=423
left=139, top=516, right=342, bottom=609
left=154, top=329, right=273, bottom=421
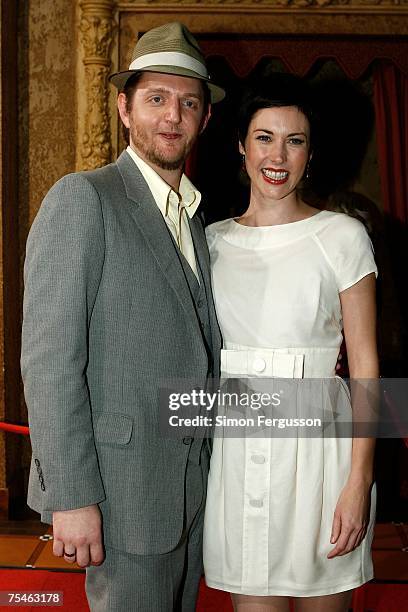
left=0, top=422, right=30, bottom=435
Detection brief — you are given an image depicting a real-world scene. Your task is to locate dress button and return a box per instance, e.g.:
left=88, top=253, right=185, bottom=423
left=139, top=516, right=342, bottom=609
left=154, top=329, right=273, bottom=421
left=251, top=454, right=266, bottom=464
left=252, top=357, right=266, bottom=373
left=249, top=499, right=263, bottom=508
left=183, top=437, right=193, bottom=445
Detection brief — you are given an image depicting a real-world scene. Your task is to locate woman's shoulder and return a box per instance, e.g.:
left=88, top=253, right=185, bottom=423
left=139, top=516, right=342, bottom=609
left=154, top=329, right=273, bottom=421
left=205, top=217, right=235, bottom=244
left=315, top=210, right=377, bottom=290
left=205, top=217, right=235, bottom=233
left=316, top=209, right=376, bottom=271
left=315, top=209, right=370, bottom=241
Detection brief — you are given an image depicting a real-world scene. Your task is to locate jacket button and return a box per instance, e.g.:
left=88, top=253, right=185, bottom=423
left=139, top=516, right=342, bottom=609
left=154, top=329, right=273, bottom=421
left=183, top=437, right=193, bottom=445
left=34, top=459, right=40, bottom=467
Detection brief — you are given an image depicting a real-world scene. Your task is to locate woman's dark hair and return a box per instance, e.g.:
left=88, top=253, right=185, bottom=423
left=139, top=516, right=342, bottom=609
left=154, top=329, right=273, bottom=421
left=237, top=72, right=315, bottom=149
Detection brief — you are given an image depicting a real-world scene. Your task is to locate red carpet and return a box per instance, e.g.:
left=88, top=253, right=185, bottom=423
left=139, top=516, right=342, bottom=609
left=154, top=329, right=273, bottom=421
left=0, top=570, right=407, bottom=611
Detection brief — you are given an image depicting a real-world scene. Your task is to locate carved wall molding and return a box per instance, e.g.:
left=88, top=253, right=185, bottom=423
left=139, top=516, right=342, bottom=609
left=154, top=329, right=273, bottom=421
left=77, top=0, right=116, bottom=170
left=119, top=0, right=408, bottom=11
left=116, top=1, right=408, bottom=35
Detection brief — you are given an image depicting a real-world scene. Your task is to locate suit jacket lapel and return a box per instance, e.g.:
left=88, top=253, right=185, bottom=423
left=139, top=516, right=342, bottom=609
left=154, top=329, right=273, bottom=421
left=116, top=151, right=202, bottom=336
left=189, top=213, right=222, bottom=365
left=188, top=215, right=209, bottom=283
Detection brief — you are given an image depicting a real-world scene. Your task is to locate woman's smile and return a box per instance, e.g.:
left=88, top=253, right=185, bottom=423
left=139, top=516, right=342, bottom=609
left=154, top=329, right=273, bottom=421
left=261, top=168, right=290, bottom=184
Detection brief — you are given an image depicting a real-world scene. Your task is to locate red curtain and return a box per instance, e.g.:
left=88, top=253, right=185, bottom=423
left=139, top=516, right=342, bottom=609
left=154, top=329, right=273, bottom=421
left=201, top=38, right=408, bottom=80
left=373, top=62, right=408, bottom=224
left=373, top=62, right=408, bottom=450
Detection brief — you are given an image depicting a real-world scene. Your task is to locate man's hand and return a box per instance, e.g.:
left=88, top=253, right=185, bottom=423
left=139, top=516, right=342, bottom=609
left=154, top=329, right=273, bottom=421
left=52, top=504, right=105, bottom=568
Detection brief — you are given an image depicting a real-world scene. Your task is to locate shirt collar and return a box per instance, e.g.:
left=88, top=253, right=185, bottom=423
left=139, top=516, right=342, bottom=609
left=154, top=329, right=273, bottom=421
left=126, top=146, right=201, bottom=219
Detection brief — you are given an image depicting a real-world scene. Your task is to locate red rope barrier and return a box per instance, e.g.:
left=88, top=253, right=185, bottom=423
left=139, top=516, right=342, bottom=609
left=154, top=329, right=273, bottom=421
left=0, top=422, right=30, bottom=435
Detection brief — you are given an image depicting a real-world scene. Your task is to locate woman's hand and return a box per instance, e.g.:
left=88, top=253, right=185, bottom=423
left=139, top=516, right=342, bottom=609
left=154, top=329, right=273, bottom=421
left=327, top=476, right=372, bottom=559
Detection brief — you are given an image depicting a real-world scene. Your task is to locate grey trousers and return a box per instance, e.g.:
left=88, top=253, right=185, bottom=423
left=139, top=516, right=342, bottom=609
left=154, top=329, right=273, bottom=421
left=85, top=454, right=208, bottom=612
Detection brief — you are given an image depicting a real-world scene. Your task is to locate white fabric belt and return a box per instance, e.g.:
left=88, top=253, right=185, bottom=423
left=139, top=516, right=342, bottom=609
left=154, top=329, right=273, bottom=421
left=221, top=347, right=339, bottom=379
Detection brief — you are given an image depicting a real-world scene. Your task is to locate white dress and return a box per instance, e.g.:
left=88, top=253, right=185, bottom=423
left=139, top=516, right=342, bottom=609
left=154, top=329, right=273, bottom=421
left=203, top=210, right=378, bottom=597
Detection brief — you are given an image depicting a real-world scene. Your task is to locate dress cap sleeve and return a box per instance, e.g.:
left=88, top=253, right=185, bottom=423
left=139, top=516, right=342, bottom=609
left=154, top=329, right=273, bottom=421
left=319, top=213, right=378, bottom=292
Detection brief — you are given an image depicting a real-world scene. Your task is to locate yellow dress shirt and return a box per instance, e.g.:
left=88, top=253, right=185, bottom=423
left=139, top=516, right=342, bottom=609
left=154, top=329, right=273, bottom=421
left=126, top=146, right=200, bottom=280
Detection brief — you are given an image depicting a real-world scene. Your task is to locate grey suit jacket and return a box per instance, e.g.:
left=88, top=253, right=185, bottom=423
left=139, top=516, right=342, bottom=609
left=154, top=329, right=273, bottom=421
left=21, top=150, right=221, bottom=555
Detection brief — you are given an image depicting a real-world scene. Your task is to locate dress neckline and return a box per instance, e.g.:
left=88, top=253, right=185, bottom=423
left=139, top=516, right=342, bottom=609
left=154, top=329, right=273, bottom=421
left=232, top=210, right=325, bottom=230
left=212, top=210, right=336, bottom=250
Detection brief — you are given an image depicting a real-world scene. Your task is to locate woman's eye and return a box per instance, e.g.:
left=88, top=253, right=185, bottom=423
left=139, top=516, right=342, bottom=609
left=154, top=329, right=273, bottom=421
left=256, top=134, right=271, bottom=142
left=151, top=96, right=163, bottom=104
left=288, top=138, right=305, bottom=145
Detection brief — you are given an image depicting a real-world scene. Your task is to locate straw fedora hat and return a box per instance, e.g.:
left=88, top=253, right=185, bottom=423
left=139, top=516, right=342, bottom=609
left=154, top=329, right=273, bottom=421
left=109, top=22, right=225, bottom=103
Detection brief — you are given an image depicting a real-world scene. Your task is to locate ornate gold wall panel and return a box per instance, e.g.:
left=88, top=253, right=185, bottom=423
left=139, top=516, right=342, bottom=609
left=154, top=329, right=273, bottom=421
left=27, top=0, right=77, bottom=222
left=76, top=1, right=116, bottom=171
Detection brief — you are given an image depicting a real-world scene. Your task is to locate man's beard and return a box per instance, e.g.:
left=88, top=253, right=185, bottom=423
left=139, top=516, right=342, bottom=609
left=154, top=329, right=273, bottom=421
left=129, top=122, right=191, bottom=171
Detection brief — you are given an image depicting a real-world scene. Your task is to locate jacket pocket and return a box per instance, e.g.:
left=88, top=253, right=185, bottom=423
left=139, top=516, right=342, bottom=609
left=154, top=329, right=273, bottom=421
left=93, top=412, right=133, bottom=445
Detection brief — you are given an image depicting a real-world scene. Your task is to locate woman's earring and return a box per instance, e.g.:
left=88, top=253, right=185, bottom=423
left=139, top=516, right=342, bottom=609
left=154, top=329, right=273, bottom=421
left=241, top=153, right=246, bottom=172
left=305, top=161, right=311, bottom=180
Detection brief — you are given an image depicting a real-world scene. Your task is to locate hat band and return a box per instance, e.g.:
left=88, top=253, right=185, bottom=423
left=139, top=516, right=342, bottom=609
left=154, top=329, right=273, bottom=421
left=129, top=51, right=208, bottom=79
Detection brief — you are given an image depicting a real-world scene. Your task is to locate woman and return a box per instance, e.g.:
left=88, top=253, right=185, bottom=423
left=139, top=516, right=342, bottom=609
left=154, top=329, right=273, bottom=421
left=203, top=73, right=378, bottom=612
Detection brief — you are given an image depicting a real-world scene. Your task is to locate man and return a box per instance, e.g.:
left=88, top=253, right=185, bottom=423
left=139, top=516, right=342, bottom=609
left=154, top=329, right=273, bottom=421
left=21, top=22, right=224, bottom=611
